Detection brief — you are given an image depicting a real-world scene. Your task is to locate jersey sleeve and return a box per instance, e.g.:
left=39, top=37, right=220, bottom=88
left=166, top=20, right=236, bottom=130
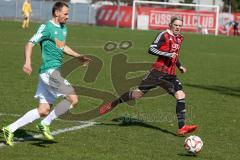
left=29, top=24, right=50, bottom=45
left=148, top=32, right=173, bottom=57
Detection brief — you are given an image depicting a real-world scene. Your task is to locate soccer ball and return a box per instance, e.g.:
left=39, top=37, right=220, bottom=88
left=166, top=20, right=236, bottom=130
left=184, top=135, right=203, bottom=154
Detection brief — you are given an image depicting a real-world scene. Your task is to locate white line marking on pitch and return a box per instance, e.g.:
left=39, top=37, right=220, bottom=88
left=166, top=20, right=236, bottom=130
left=0, top=113, right=21, bottom=117
left=0, top=122, right=96, bottom=148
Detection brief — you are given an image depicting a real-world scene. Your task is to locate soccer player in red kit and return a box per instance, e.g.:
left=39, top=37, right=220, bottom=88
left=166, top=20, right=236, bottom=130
left=99, top=16, right=197, bottom=136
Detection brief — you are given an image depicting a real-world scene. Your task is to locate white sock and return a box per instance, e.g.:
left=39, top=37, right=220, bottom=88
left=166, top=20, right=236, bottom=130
left=41, top=100, right=71, bottom=126
left=8, top=108, right=40, bottom=132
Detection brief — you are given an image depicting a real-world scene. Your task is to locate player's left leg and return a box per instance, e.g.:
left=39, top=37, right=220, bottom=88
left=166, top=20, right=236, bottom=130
left=175, top=90, right=197, bottom=136
left=34, top=84, right=55, bottom=141
left=26, top=16, right=30, bottom=28
left=37, top=94, right=77, bottom=141
left=161, top=75, right=197, bottom=136
left=35, top=103, right=54, bottom=140
left=170, top=77, right=198, bottom=136
left=40, top=94, right=78, bottom=126
left=175, top=90, right=186, bottom=129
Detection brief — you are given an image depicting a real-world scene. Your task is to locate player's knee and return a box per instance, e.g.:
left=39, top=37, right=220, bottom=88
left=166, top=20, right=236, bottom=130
left=72, top=97, right=78, bottom=106
left=38, top=104, right=51, bottom=117
left=67, top=95, right=79, bottom=106
left=175, top=90, right=185, bottom=100
left=132, top=89, right=144, bottom=99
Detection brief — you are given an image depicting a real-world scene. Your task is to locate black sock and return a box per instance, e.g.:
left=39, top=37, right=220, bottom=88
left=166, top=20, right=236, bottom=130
left=176, top=99, right=186, bottom=129
left=111, top=91, right=133, bottom=107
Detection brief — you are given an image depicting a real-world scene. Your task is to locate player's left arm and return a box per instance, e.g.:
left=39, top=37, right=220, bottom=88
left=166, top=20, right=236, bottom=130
left=176, top=36, right=186, bottom=73
left=176, top=58, right=187, bottom=73
left=64, top=45, right=92, bottom=64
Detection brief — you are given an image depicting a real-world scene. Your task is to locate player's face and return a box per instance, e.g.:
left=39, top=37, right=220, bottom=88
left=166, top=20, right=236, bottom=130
left=57, top=6, right=69, bottom=24
left=170, top=20, right=183, bottom=35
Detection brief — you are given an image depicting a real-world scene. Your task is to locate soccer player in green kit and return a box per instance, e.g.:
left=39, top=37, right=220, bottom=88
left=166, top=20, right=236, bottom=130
left=2, top=1, right=91, bottom=146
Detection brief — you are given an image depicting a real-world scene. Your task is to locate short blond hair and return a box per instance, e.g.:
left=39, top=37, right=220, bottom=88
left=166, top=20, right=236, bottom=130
left=169, top=16, right=183, bottom=25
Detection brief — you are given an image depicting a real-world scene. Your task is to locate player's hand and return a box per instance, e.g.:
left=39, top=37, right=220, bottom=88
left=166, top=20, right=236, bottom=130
left=171, top=52, right=177, bottom=58
left=23, top=63, right=32, bottom=75
left=78, top=56, right=92, bottom=66
left=179, top=66, right=187, bottom=73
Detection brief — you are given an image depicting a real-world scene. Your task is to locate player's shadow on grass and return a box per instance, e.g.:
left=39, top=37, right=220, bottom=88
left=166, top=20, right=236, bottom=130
left=177, top=153, right=198, bottom=157
left=12, top=129, right=57, bottom=147
left=98, top=116, right=178, bottom=136
left=185, top=84, right=240, bottom=97
left=0, top=131, right=4, bottom=143
left=30, top=140, right=58, bottom=148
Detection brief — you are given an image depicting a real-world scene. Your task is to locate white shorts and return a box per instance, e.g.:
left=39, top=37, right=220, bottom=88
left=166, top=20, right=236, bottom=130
left=34, top=69, right=74, bottom=104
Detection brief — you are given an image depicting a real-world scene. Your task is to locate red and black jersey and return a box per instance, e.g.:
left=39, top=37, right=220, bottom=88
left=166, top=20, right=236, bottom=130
left=148, top=29, right=184, bottom=75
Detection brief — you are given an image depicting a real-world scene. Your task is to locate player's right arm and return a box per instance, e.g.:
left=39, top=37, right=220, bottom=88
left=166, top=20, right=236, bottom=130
left=148, top=32, right=176, bottom=58
left=23, top=42, right=34, bottom=75
left=23, top=23, right=50, bottom=75
left=22, top=3, right=25, bottom=14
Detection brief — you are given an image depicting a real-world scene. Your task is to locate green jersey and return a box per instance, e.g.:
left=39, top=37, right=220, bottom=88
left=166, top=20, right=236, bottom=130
left=30, top=20, right=67, bottom=73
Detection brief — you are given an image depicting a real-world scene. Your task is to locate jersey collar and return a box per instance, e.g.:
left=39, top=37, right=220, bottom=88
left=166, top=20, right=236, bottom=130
left=166, top=29, right=182, bottom=37
left=49, top=20, right=61, bottom=28
left=166, top=29, right=174, bottom=36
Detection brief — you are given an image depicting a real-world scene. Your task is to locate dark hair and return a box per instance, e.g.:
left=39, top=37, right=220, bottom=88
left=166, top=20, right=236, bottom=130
left=169, top=16, right=183, bottom=25
left=52, top=1, right=69, bottom=16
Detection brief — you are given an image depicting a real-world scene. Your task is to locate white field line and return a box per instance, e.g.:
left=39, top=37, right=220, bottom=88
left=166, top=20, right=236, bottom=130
left=0, top=113, right=21, bottom=117
left=0, top=121, right=96, bottom=148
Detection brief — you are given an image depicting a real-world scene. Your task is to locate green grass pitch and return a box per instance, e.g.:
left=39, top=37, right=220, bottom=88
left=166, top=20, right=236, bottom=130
left=0, top=20, right=239, bottom=159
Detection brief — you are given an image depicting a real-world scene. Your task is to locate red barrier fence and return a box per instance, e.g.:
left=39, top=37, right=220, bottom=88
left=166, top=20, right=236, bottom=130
left=96, top=5, right=240, bottom=35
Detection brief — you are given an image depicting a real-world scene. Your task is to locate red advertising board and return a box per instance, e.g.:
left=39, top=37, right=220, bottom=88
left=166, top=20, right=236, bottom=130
left=96, top=5, right=239, bottom=35
left=96, top=6, right=132, bottom=27
left=234, top=13, right=240, bottom=21
left=137, top=7, right=216, bottom=33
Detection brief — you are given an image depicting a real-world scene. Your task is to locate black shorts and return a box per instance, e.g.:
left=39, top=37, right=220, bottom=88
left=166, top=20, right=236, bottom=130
left=138, top=69, right=183, bottom=95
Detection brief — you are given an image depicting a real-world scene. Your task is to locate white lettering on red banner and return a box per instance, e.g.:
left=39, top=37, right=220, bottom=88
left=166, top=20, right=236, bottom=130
left=96, top=5, right=239, bottom=34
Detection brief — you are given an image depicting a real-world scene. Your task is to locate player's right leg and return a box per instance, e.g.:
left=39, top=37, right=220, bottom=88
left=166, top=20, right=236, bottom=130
left=22, top=15, right=27, bottom=28
left=99, top=89, right=144, bottom=115
left=22, top=20, right=25, bottom=29
left=1, top=106, right=46, bottom=146
left=2, top=126, right=14, bottom=146
left=99, top=69, right=159, bottom=115
left=1, top=72, right=56, bottom=146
